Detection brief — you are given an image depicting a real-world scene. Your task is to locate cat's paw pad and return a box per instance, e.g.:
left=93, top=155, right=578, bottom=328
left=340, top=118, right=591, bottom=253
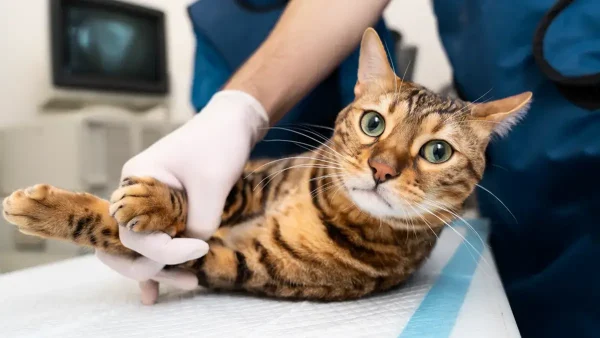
left=109, top=176, right=186, bottom=237
left=23, top=184, right=52, bottom=201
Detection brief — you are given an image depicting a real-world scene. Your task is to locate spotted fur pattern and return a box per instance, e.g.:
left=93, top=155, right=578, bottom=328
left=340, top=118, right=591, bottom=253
left=2, top=28, right=531, bottom=301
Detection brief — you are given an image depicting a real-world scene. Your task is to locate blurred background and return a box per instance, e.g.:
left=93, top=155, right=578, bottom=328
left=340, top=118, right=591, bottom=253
left=0, top=0, right=455, bottom=273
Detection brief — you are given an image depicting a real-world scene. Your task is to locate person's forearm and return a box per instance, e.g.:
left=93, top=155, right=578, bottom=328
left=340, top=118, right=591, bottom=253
left=224, top=0, right=391, bottom=124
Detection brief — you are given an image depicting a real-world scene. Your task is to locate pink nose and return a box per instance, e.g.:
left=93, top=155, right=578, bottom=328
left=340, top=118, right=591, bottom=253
left=369, top=160, right=398, bottom=183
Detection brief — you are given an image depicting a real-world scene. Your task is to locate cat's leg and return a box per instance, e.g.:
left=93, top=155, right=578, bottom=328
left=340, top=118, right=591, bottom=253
left=0, top=155, right=283, bottom=255
left=2, top=184, right=134, bottom=256
left=2, top=176, right=188, bottom=256
left=0, top=155, right=283, bottom=253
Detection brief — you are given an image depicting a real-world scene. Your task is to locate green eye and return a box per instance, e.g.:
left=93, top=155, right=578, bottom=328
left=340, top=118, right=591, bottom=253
left=420, top=140, right=453, bottom=164
left=360, top=111, right=385, bottom=137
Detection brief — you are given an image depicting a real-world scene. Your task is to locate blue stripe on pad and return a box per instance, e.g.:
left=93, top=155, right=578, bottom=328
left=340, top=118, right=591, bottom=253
left=399, top=219, right=489, bottom=338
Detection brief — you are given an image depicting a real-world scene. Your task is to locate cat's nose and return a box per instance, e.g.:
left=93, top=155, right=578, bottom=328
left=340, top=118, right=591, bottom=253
left=369, top=159, right=398, bottom=184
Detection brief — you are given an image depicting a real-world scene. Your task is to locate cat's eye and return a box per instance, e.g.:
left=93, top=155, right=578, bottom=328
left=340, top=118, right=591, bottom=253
left=360, top=111, right=385, bottom=137
left=420, top=140, right=453, bottom=164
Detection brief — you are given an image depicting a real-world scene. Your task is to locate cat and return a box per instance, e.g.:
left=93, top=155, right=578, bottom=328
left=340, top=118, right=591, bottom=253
left=2, top=28, right=531, bottom=301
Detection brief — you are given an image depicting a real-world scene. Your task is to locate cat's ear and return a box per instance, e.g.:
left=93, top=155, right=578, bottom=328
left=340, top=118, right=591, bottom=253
left=355, top=28, right=396, bottom=96
left=470, top=92, right=533, bottom=137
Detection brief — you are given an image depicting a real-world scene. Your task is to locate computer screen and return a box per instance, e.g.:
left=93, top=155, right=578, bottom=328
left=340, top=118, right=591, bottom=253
left=51, top=0, right=168, bottom=94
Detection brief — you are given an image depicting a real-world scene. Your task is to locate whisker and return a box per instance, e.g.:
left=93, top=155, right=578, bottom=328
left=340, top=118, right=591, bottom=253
left=456, top=88, right=493, bottom=114
left=420, top=200, right=497, bottom=281
left=262, top=138, right=321, bottom=154
left=308, top=173, right=347, bottom=182
left=338, top=185, right=366, bottom=220
left=475, top=184, right=518, bottom=223
left=309, top=177, right=349, bottom=198
left=455, top=120, right=507, bottom=125
left=338, top=200, right=356, bottom=214
left=244, top=156, right=342, bottom=179
left=382, top=38, right=398, bottom=95
left=398, top=59, right=412, bottom=97
left=414, top=204, right=490, bottom=269
left=294, top=123, right=335, bottom=132
left=262, top=127, right=351, bottom=165
left=329, top=179, right=348, bottom=200
left=253, top=164, right=341, bottom=192
left=310, top=175, right=348, bottom=198
left=395, top=197, right=416, bottom=241
left=288, top=125, right=332, bottom=143
left=400, top=59, right=412, bottom=83
left=421, top=199, right=488, bottom=253
left=274, top=125, right=334, bottom=152
left=376, top=217, right=383, bottom=239
left=262, top=138, right=345, bottom=165
left=261, top=138, right=330, bottom=156
left=491, top=164, right=509, bottom=171
left=405, top=201, right=439, bottom=239
left=310, top=180, right=339, bottom=198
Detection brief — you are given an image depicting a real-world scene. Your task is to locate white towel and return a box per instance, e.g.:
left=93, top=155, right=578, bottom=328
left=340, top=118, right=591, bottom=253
left=0, top=219, right=520, bottom=338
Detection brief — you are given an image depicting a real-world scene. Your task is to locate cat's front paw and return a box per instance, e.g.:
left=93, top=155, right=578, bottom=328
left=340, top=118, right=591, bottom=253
left=109, top=176, right=187, bottom=237
left=2, top=184, right=96, bottom=239
left=3, top=185, right=52, bottom=237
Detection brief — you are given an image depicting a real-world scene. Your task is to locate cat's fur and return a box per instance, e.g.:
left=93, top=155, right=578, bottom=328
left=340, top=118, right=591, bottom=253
left=2, top=28, right=531, bottom=301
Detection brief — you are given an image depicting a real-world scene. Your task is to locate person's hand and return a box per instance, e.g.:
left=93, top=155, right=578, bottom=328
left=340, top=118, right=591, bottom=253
left=96, top=90, right=269, bottom=305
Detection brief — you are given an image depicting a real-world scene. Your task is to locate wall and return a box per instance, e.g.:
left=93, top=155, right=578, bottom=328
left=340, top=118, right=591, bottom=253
left=133, top=0, right=196, bottom=122
left=0, top=0, right=451, bottom=127
left=0, top=1, right=49, bottom=127
left=383, top=1, right=452, bottom=92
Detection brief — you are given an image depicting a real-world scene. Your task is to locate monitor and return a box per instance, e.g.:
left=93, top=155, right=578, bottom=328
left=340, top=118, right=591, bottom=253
left=45, top=0, right=169, bottom=112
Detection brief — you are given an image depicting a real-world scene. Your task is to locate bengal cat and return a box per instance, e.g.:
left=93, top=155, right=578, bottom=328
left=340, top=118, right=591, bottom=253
left=2, top=28, right=531, bottom=301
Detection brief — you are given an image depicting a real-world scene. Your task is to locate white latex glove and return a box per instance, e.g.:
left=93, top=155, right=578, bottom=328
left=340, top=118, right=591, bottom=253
left=96, top=90, right=269, bottom=305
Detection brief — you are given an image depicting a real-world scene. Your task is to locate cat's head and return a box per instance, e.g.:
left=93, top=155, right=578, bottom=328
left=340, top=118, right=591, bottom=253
left=331, top=28, right=531, bottom=222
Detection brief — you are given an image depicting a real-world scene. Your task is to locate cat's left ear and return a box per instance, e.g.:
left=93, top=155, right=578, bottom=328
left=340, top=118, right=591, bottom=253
left=470, top=92, right=533, bottom=137
left=355, top=28, right=396, bottom=97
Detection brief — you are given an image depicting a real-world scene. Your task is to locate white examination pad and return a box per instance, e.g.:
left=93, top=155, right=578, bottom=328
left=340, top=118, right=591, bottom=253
left=0, top=219, right=520, bottom=337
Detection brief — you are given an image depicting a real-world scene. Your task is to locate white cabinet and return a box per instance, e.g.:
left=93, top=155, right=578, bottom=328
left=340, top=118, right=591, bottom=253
left=0, top=112, right=181, bottom=271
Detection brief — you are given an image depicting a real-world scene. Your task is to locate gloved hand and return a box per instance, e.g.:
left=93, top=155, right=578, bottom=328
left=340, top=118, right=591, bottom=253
left=96, top=90, right=269, bottom=305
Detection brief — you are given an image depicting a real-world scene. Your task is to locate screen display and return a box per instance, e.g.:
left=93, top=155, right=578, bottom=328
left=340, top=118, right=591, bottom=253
left=62, top=4, right=160, bottom=82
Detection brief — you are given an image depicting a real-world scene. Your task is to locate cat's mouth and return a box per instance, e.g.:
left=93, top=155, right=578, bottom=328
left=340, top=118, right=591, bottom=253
left=345, top=179, right=423, bottom=219
left=350, top=187, right=393, bottom=209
